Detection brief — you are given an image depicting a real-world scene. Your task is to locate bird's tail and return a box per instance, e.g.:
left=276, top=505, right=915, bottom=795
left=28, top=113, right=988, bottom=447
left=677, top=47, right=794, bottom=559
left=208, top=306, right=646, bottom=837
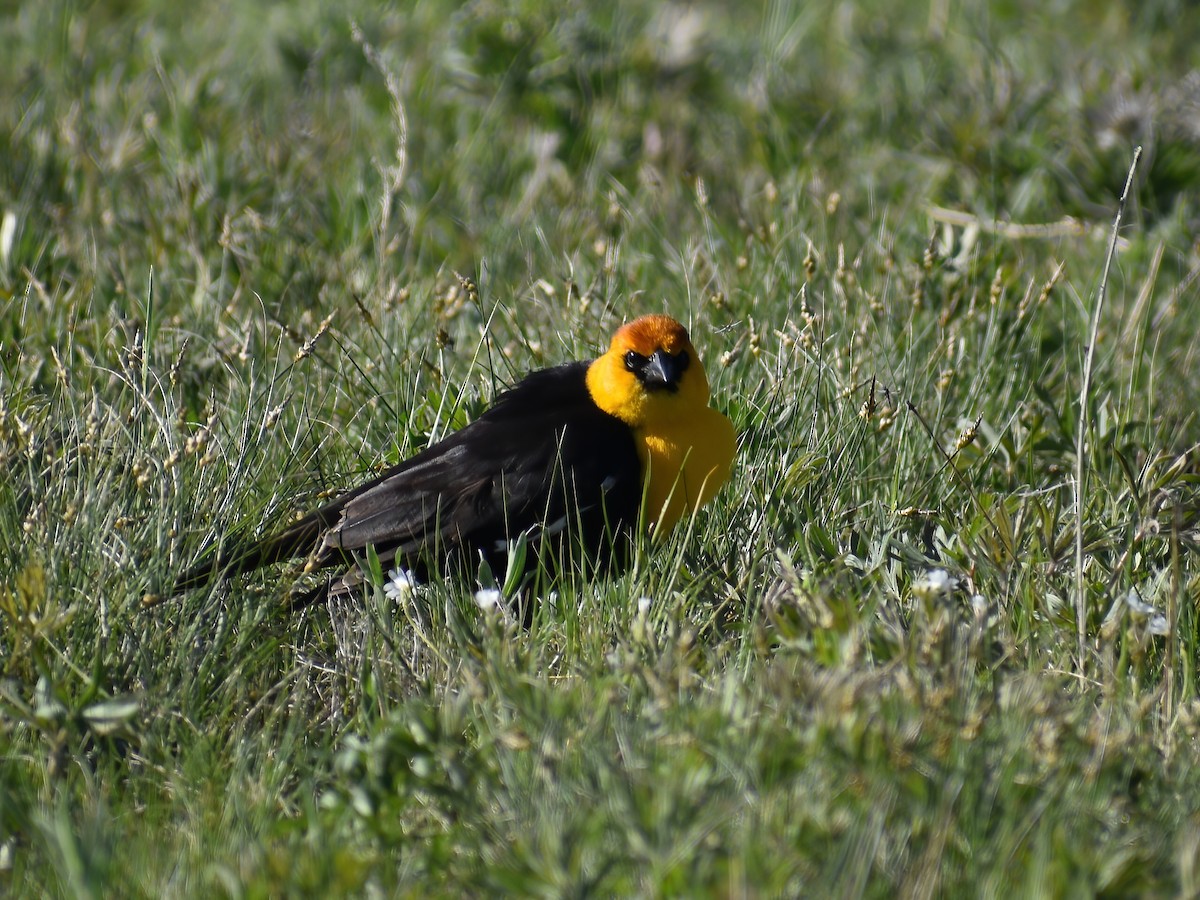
left=161, top=513, right=330, bottom=600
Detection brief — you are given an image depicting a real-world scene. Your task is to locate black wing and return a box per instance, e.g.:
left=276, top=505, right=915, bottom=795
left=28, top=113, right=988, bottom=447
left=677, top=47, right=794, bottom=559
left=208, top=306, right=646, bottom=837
left=174, top=362, right=642, bottom=593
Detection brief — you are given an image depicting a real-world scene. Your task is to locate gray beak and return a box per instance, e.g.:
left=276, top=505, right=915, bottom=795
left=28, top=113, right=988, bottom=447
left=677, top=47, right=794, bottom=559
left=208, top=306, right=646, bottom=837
left=642, top=349, right=682, bottom=391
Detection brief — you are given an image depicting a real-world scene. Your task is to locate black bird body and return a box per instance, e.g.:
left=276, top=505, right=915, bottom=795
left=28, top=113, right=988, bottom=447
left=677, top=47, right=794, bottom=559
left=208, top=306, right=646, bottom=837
left=176, top=362, right=643, bottom=599
left=165, top=314, right=736, bottom=608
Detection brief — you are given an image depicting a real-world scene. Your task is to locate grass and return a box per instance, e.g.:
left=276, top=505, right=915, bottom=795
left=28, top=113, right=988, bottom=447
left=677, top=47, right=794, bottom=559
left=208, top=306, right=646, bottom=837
left=3, top=0, right=1200, bottom=895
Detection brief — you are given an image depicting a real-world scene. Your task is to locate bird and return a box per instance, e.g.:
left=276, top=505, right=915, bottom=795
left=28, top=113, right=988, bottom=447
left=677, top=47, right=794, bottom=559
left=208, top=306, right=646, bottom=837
left=161, top=314, right=736, bottom=608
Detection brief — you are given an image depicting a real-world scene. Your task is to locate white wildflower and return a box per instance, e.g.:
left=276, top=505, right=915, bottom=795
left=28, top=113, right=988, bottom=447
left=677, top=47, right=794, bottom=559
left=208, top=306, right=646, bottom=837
left=970, top=594, right=988, bottom=618
left=1124, top=590, right=1156, bottom=617
left=914, top=568, right=957, bottom=600
left=384, top=568, right=418, bottom=602
left=632, top=595, right=654, bottom=644
left=474, top=588, right=502, bottom=611
left=1125, top=589, right=1171, bottom=637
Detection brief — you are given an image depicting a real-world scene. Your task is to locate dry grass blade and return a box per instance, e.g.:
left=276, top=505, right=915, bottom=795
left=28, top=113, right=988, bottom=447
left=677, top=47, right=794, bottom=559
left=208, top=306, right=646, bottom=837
left=1074, top=145, right=1143, bottom=672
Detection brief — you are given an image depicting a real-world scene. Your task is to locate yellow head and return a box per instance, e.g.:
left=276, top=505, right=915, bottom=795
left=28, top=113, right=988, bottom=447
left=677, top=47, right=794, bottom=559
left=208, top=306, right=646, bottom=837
left=585, top=315, right=711, bottom=427
left=587, top=314, right=735, bottom=533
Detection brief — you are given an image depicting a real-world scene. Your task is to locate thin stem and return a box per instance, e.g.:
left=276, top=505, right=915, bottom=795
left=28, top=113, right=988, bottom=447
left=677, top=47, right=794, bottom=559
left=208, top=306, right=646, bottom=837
left=1075, top=146, right=1143, bottom=672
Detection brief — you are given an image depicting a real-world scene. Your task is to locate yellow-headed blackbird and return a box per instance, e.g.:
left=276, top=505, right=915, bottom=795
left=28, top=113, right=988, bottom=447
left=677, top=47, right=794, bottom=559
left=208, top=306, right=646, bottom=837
left=168, top=314, right=735, bottom=603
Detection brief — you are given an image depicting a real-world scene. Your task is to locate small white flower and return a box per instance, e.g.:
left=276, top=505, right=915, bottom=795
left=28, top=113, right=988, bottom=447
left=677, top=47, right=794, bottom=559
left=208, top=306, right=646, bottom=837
left=637, top=596, right=652, bottom=618
left=970, top=594, right=988, bottom=617
left=1125, top=589, right=1156, bottom=617
left=474, top=588, right=502, bottom=611
left=914, top=568, right=957, bottom=600
left=1125, top=590, right=1170, bottom=636
left=384, top=568, right=418, bottom=601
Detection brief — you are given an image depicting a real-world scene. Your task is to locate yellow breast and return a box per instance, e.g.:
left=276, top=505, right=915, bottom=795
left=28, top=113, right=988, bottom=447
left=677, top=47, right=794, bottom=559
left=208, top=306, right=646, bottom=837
left=637, top=406, right=736, bottom=534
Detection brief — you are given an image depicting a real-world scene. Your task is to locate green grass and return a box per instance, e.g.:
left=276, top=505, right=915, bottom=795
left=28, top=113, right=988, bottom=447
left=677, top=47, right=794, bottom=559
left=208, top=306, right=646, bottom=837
left=3, top=0, right=1200, bottom=895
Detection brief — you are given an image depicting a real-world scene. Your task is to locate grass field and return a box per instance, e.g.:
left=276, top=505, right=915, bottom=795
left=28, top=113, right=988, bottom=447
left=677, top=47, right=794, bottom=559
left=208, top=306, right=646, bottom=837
left=4, top=0, right=1200, bottom=895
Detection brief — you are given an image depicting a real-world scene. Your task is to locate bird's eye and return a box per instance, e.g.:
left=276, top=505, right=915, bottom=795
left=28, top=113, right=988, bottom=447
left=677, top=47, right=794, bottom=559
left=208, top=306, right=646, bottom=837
left=624, top=350, right=645, bottom=371
left=676, top=350, right=690, bottom=371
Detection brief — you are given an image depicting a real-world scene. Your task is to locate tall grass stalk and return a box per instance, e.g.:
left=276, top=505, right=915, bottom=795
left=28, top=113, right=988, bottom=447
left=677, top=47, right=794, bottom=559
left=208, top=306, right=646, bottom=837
left=1073, top=146, right=1142, bottom=671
